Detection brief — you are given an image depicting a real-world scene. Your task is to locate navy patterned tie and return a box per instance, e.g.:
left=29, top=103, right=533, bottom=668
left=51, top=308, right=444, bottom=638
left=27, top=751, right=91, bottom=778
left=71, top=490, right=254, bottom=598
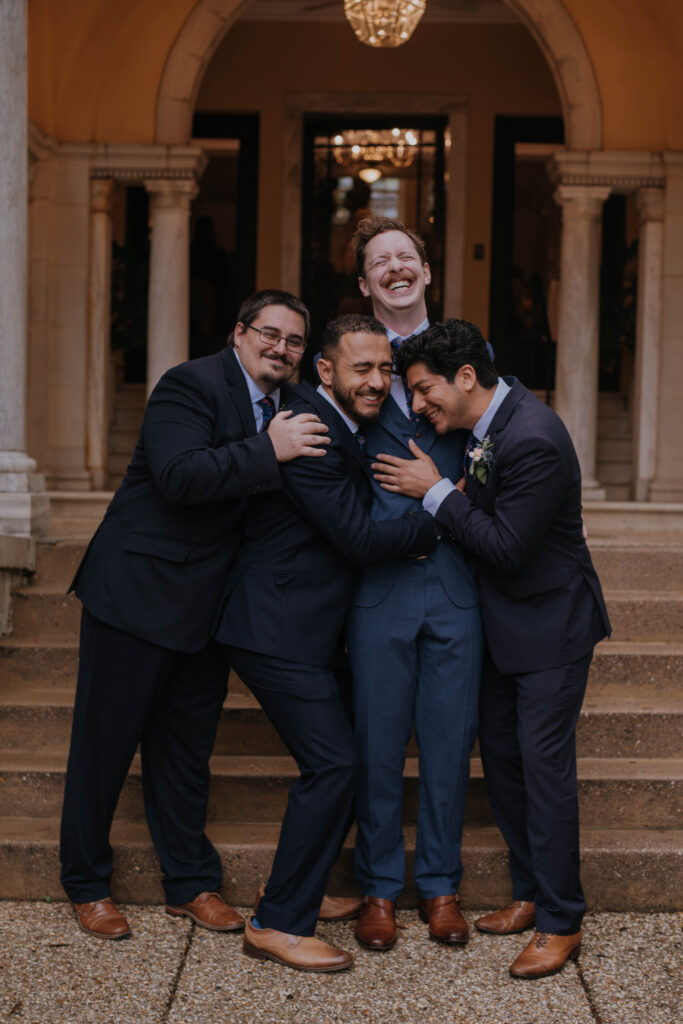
left=355, top=430, right=367, bottom=453
left=389, top=337, right=416, bottom=421
left=257, top=395, right=276, bottom=433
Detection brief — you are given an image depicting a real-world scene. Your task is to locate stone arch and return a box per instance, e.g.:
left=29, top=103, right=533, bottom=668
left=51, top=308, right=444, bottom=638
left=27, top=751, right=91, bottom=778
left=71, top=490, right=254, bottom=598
left=154, top=0, right=602, bottom=148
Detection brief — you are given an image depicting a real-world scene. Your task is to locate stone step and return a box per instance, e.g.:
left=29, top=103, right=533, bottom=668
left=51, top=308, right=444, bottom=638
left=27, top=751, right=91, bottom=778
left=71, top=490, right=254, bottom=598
left=597, top=415, right=632, bottom=438
left=1, top=750, right=680, bottom=829
left=10, top=586, right=682, bottom=643
left=108, top=429, right=139, bottom=456
left=27, top=537, right=683, bottom=594
left=3, top=638, right=682, bottom=697
left=597, top=437, right=632, bottom=461
left=110, top=408, right=144, bottom=432
left=2, top=684, right=681, bottom=760
left=113, top=384, right=146, bottom=408
left=603, top=483, right=631, bottom=501
left=582, top=502, right=683, bottom=535
left=603, top=591, right=683, bottom=641
left=597, top=392, right=629, bottom=416
left=1, top=817, right=680, bottom=911
left=597, top=461, right=633, bottom=485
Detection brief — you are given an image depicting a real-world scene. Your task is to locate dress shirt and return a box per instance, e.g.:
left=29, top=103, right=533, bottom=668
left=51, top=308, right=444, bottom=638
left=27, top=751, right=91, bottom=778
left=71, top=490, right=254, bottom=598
left=316, top=384, right=359, bottom=436
left=423, top=377, right=511, bottom=515
left=386, top=317, right=430, bottom=419
left=234, top=350, right=281, bottom=432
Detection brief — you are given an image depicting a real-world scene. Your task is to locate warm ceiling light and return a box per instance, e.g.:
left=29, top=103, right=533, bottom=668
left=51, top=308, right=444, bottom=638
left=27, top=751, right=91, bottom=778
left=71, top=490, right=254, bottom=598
left=344, top=0, right=426, bottom=49
left=358, top=167, right=383, bottom=184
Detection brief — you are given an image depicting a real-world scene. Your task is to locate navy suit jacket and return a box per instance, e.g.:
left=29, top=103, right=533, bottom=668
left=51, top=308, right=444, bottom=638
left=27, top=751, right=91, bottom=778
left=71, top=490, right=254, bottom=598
left=435, top=378, right=611, bottom=675
left=352, top=394, right=479, bottom=610
left=214, top=382, right=437, bottom=668
left=71, top=348, right=283, bottom=653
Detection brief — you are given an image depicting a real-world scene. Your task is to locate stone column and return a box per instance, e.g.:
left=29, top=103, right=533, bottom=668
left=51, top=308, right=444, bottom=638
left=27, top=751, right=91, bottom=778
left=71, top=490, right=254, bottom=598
left=553, top=184, right=611, bottom=500
left=0, top=0, right=48, bottom=535
left=144, top=178, right=198, bottom=395
left=86, top=178, right=115, bottom=490
left=631, top=188, right=664, bottom=502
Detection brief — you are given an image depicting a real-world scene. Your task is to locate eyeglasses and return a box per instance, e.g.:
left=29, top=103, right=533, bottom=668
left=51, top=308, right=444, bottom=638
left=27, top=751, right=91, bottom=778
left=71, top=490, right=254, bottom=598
left=244, top=323, right=307, bottom=353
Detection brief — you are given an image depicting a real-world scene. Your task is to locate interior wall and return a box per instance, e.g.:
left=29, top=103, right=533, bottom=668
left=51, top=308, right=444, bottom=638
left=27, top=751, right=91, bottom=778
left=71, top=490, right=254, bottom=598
left=196, top=21, right=561, bottom=331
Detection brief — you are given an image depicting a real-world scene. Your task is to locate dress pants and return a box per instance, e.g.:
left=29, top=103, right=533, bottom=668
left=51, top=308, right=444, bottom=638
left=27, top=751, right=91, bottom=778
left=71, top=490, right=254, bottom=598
left=225, top=646, right=357, bottom=937
left=347, top=558, right=482, bottom=902
left=60, top=608, right=228, bottom=904
left=478, top=650, right=593, bottom=935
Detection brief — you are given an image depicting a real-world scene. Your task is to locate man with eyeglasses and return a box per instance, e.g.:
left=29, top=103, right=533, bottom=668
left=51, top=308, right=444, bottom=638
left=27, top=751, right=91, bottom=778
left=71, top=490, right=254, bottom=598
left=60, top=290, right=329, bottom=941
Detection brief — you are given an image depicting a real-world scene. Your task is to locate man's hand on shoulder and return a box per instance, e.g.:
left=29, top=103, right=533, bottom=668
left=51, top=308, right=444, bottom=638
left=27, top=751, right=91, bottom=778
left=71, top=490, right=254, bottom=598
left=268, top=410, right=330, bottom=462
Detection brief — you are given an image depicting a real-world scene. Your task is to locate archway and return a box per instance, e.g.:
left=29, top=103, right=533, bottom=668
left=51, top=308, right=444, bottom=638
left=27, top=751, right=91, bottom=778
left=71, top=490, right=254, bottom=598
left=155, top=0, right=602, bottom=149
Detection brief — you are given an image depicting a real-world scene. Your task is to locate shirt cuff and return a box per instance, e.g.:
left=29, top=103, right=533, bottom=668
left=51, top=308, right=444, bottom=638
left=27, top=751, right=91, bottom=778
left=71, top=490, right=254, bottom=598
left=423, top=477, right=455, bottom=516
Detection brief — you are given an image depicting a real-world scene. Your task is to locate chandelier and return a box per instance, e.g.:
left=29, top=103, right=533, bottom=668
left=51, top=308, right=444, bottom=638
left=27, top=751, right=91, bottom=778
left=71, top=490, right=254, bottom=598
left=332, top=128, right=420, bottom=169
left=343, top=0, right=427, bottom=48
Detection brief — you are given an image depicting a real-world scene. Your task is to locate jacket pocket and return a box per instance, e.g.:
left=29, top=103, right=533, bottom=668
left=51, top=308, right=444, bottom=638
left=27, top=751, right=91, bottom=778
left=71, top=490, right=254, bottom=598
left=123, top=532, right=191, bottom=563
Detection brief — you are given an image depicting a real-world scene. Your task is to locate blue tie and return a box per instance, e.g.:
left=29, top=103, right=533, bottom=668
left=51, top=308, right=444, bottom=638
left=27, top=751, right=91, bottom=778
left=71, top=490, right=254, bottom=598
left=389, top=338, right=417, bottom=421
left=355, top=430, right=367, bottom=453
left=257, top=396, right=276, bottom=433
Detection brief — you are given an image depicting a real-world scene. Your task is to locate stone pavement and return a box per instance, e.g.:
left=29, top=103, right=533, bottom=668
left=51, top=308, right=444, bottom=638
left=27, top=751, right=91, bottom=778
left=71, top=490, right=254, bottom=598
left=0, top=903, right=679, bottom=1024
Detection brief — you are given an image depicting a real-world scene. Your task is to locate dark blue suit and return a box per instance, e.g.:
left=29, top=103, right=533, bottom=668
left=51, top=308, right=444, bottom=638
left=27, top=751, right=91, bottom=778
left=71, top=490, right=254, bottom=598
left=434, top=378, right=611, bottom=933
left=347, top=394, right=482, bottom=902
left=61, top=348, right=282, bottom=904
left=215, top=382, right=437, bottom=935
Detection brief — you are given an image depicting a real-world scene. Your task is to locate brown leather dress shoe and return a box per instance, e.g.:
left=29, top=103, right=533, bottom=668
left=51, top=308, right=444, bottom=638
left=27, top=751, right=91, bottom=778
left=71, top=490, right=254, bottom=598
left=419, top=894, right=468, bottom=944
left=243, top=918, right=353, bottom=973
left=254, top=884, right=363, bottom=922
left=166, top=891, right=245, bottom=931
left=509, top=931, right=581, bottom=979
left=355, top=896, right=396, bottom=950
left=72, top=898, right=131, bottom=939
left=475, top=900, right=536, bottom=935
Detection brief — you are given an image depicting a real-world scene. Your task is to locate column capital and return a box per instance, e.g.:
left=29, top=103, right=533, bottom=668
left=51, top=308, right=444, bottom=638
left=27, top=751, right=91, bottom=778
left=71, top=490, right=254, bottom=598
left=553, top=183, right=612, bottom=213
left=635, top=186, right=665, bottom=224
left=89, top=177, right=115, bottom=214
left=144, top=177, right=199, bottom=212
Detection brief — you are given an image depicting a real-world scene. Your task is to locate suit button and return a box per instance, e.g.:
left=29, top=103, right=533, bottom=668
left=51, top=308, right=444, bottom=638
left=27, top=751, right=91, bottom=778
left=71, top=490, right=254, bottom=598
left=408, top=511, right=415, bottom=516
left=415, top=431, right=421, bottom=438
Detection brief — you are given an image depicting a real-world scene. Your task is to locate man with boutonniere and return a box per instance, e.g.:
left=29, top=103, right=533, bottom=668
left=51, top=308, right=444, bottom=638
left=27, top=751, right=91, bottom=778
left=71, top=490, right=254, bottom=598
left=372, top=318, right=611, bottom=981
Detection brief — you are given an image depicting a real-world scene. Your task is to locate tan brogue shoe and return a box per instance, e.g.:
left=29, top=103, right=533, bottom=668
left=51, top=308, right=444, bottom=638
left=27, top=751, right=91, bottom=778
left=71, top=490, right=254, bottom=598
left=419, top=894, right=468, bottom=944
left=166, top=892, right=245, bottom=931
left=509, top=931, right=581, bottom=979
left=355, top=896, right=396, bottom=950
left=243, top=918, right=353, bottom=973
left=475, top=900, right=536, bottom=935
left=254, top=883, right=363, bottom=922
left=72, top=898, right=131, bottom=939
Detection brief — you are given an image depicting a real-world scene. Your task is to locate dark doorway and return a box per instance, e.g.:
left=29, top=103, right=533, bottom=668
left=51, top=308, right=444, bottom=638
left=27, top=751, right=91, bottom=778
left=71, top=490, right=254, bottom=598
left=301, top=114, right=447, bottom=362
left=489, top=116, right=564, bottom=392
left=191, top=112, right=259, bottom=358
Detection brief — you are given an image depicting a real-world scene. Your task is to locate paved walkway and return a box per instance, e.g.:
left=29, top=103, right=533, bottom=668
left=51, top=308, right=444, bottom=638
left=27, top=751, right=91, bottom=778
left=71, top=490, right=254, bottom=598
left=0, top=903, right=680, bottom=1023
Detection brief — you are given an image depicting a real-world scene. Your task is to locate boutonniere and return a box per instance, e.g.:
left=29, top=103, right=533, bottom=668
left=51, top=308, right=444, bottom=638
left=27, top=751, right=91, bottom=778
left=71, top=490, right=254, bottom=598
left=469, top=435, right=495, bottom=485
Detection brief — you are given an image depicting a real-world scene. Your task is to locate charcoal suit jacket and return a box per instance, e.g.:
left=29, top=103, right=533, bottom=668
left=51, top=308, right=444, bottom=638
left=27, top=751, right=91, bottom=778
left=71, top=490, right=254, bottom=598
left=434, top=378, right=611, bottom=675
left=214, top=382, right=436, bottom=669
left=71, top=347, right=283, bottom=653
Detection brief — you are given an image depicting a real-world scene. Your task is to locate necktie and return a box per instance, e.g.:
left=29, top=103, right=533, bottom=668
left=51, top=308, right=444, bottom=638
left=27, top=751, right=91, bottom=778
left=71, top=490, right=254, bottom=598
left=355, top=430, right=367, bottom=453
left=257, top=395, right=276, bottom=433
left=389, top=337, right=416, bottom=421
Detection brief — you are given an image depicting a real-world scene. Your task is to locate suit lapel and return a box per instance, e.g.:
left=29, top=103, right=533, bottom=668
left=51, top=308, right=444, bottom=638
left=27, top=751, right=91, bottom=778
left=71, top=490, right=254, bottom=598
left=295, top=382, right=371, bottom=477
left=220, top=347, right=263, bottom=437
left=466, top=377, right=524, bottom=505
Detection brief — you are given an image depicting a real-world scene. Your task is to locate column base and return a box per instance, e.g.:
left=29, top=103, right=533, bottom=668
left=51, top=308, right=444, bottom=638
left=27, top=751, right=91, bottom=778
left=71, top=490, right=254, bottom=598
left=632, top=478, right=651, bottom=502
left=581, top=479, right=607, bottom=502
left=46, top=470, right=93, bottom=492
left=0, top=485, right=50, bottom=537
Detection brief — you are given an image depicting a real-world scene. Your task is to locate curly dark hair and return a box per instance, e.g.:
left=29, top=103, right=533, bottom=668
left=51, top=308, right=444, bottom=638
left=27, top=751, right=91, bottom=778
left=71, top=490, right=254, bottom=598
left=396, top=319, right=498, bottom=388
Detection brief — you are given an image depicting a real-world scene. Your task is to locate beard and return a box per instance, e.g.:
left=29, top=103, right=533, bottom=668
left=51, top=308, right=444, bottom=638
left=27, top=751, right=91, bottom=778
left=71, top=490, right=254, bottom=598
left=331, top=380, right=383, bottom=424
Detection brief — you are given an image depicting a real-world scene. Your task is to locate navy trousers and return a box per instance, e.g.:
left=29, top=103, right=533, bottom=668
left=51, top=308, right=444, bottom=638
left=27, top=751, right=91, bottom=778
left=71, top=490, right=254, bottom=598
left=224, top=646, right=356, bottom=937
left=479, top=650, right=593, bottom=934
left=60, top=609, right=228, bottom=904
left=347, top=558, right=481, bottom=901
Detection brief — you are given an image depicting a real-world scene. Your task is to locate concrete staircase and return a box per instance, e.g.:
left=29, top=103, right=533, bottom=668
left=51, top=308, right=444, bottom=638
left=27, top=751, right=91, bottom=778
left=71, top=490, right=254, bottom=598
left=107, top=383, right=146, bottom=490
left=1, top=503, right=681, bottom=910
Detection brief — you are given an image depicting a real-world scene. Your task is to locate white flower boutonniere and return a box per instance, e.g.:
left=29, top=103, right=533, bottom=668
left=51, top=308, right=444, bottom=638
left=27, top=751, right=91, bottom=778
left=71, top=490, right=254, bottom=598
left=469, top=435, right=495, bottom=485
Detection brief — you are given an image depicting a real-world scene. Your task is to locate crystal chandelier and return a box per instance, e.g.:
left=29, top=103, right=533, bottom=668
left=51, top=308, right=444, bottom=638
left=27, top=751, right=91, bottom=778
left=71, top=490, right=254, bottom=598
left=344, top=0, right=427, bottom=48
left=332, top=128, right=419, bottom=169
